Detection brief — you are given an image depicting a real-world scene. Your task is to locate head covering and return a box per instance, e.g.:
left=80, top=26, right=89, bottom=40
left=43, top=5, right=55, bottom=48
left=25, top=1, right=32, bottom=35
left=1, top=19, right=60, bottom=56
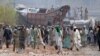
left=55, top=25, right=60, bottom=33
left=73, top=26, right=77, bottom=29
left=84, top=25, right=86, bottom=28
left=38, top=25, right=41, bottom=28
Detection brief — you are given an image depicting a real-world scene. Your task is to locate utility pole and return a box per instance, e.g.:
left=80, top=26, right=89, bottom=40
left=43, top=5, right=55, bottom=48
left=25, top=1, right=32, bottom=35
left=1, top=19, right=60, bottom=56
left=13, top=0, right=16, bottom=8
left=84, top=8, right=88, bottom=20
left=80, top=7, right=83, bottom=19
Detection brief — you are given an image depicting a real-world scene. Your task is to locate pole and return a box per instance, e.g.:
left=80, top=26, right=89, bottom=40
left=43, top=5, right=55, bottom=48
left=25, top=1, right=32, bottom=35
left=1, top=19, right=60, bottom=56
left=26, top=8, right=28, bottom=27
left=13, top=0, right=15, bottom=8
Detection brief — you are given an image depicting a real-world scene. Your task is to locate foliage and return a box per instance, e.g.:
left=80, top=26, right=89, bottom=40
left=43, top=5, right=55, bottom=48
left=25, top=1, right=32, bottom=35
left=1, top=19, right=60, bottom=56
left=0, top=5, right=16, bottom=25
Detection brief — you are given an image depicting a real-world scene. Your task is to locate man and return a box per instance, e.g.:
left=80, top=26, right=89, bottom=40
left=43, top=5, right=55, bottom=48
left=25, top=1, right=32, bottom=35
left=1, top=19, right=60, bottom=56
left=18, top=26, right=27, bottom=53
left=73, top=26, right=82, bottom=51
left=31, top=26, right=38, bottom=49
left=88, top=29, right=94, bottom=45
left=97, top=26, right=100, bottom=51
left=80, top=28, right=86, bottom=47
left=37, top=25, right=45, bottom=49
left=0, top=24, right=4, bottom=49
left=63, top=27, right=71, bottom=49
left=43, top=27, right=49, bottom=44
left=13, top=27, right=19, bottom=52
left=49, top=27, right=55, bottom=46
left=3, top=25, right=12, bottom=48
left=69, top=26, right=74, bottom=50
left=26, top=27, right=32, bottom=47
left=54, top=25, right=63, bottom=54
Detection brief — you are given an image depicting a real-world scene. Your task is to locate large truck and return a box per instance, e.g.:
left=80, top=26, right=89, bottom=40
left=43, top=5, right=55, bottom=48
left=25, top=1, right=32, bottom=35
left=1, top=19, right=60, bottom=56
left=16, top=5, right=70, bottom=26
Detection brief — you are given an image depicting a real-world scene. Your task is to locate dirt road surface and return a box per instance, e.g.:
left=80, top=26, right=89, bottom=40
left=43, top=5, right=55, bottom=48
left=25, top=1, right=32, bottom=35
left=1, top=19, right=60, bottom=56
left=0, top=45, right=100, bottom=56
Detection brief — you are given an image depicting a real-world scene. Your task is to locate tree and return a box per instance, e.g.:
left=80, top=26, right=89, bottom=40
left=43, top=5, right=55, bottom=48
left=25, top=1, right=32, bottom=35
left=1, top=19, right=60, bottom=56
left=0, top=0, right=17, bottom=25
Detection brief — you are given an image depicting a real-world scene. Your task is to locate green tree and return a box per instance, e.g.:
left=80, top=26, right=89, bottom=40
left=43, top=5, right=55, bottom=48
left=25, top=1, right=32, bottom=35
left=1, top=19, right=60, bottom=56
left=0, top=0, right=17, bottom=25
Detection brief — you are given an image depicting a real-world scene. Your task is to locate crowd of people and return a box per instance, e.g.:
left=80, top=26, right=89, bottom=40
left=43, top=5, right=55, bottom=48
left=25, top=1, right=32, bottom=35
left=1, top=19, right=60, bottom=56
left=0, top=23, right=100, bottom=54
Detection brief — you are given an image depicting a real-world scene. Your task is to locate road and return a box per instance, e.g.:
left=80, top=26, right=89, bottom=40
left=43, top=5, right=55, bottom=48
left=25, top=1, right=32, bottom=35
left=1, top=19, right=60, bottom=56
left=0, top=45, right=99, bottom=56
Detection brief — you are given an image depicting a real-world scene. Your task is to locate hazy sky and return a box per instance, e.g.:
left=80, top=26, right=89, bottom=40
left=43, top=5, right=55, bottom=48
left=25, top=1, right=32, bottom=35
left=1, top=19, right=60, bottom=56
left=0, top=0, right=99, bottom=18
left=14, top=0, right=100, bottom=17
left=0, top=0, right=99, bottom=13
left=15, top=0, right=99, bottom=9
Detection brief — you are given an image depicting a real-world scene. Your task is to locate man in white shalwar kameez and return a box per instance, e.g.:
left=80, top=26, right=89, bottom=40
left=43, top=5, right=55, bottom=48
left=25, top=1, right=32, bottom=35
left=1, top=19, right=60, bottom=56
left=73, top=27, right=82, bottom=51
left=26, top=28, right=32, bottom=47
left=54, top=25, right=63, bottom=54
left=37, top=25, right=45, bottom=49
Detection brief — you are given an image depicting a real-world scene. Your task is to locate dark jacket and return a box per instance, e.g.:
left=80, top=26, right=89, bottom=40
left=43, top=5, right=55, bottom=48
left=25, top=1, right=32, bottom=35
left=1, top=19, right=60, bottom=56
left=3, top=28, right=12, bottom=40
left=19, top=28, right=27, bottom=40
left=97, top=29, right=100, bottom=41
left=44, top=29, right=49, bottom=37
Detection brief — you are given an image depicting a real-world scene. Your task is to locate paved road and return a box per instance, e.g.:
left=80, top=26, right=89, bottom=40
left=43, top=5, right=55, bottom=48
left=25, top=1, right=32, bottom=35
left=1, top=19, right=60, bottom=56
left=0, top=45, right=99, bottom=56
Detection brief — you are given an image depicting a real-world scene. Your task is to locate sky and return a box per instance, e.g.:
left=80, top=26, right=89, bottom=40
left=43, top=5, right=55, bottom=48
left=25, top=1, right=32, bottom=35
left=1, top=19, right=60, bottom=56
left=14, top=0, right=100, bottom=17
left=14, top=0, right=99, bottom=10
left=0, top=0, right=100, bottom=18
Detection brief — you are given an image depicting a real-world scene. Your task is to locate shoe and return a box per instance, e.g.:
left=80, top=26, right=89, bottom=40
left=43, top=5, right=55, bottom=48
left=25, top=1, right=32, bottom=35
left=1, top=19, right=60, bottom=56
left=70, top=48, right=72, bottom=50
left=57, top=51, right=60, bottom=54
left=76, top=49, right=79, bottom=51
left=44, top=46, right=45, bottom=49
left=55, top=45, right=58, bottom=50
